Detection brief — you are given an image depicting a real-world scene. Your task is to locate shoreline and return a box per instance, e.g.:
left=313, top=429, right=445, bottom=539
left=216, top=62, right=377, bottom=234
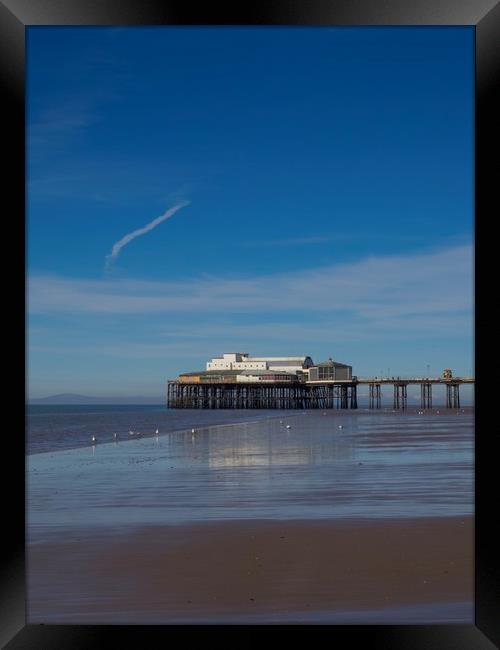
left=28, top=515, right=473, bottom=624
left=27, top=410, right=306, bottom=457
left=27, top=405, right=474, bottom=457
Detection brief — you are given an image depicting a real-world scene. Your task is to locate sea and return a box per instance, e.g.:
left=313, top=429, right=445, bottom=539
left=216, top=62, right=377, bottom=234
left=26, top=404, right=289, bottom=456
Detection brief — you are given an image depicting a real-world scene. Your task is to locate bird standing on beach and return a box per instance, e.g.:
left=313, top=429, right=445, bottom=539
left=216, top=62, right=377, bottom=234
left=286, top=424, right=291, bottom=429
left=91, top=435, right=97, bottom=444
left=338, top=425, right=343, bottom=429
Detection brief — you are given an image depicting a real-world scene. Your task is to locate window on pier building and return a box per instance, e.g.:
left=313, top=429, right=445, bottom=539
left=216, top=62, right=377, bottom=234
left=318, top=366, right=335, bottom=380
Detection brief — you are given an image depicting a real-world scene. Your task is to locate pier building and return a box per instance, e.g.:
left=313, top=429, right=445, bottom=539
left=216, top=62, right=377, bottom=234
left=206, top=353, right=313, bottom=375
left=308, top=358, right=353, bottom=382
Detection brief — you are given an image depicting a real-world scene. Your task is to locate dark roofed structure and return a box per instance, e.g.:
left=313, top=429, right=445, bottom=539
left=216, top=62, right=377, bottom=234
left=308, top=358, right=352, bottom=381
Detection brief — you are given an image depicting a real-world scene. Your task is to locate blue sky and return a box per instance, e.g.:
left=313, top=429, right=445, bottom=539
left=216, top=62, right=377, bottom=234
left=27, top=26, right=474, bottom=398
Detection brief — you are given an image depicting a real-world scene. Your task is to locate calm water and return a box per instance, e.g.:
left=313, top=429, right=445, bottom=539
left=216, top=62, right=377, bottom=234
left=27, top=406, right=474, bottom=537
left=27, top=405, right=291, bottom=455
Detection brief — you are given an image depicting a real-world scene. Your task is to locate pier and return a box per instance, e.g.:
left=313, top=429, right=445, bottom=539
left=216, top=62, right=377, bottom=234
left=167, top=377, right=474, bottom=410
left=356, top=377, right=474, bottom=410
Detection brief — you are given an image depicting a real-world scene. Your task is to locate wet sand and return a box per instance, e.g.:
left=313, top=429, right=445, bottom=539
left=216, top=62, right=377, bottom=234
left=27, top=408, right=474, bottom=528
left=27, top=515, right=473, bottom=624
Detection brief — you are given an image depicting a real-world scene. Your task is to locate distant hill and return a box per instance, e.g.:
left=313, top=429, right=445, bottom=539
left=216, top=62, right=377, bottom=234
left=28, top=393, right=164, bottom=405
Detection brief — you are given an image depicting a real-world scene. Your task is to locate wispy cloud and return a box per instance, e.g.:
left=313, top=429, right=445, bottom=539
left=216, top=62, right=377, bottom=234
left=28, top=102, right=101, bottom=156
left=105, top=201, right=190, bottom=271
left=241, top=233, right=428, bottom=248
left=28, top=84, right=123, bottom=162
left=156, top=313, right=473, bottom=343
left=29, top=341, right=209, bottom=360
left=29, top=311, right=471, bottom=371
left=27, top=162, right=199, bottom=204
left=29, top=244, right=473, bottom=335
left=242, top=236, right=336, bottom=247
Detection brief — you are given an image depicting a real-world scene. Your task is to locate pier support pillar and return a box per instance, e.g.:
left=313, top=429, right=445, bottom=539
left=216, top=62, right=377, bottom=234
left=446, top=383, right=460, bottom=408
left=420, top=383, right=432, bottom=409
left=369, top=383, right=381, bottom=409
left=393, top=383, right=408, bottom=409
left=349, top=384, right=358, bottom=409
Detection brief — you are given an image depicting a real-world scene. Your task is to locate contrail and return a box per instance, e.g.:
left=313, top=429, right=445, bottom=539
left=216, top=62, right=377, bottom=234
left=105, top=201, right=190, bottom=270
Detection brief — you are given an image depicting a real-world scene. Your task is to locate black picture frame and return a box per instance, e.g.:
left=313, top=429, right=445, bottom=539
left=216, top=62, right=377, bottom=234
left=4, top=0, right=498, bottom=646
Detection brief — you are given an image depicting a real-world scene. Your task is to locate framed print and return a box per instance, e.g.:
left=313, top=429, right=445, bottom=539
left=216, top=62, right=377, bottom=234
left=3, top=0, right=499, bottom=646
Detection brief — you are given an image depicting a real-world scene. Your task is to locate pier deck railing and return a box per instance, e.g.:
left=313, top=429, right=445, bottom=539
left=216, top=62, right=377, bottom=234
left=355, top=377, right=474, bottom=384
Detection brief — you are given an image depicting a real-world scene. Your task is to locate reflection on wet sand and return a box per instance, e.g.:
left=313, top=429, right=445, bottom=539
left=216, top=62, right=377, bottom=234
left=177, top=421, right=355, bottom=468
left=27, top=409, right=473, bottom=530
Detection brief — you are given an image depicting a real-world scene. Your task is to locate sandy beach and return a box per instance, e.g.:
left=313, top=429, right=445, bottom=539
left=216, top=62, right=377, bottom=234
left=27, top=515, right=473, bottom=623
